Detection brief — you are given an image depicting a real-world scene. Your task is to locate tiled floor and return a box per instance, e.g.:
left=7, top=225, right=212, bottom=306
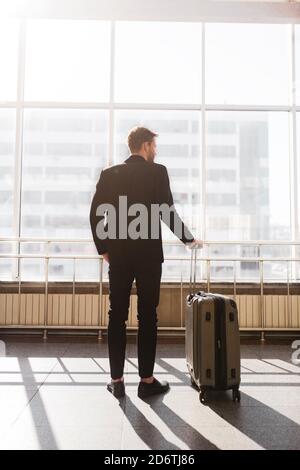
left=0, top=335, right=299, bottom=450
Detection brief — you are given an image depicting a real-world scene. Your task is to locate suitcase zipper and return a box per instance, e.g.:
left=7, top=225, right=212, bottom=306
left=215, top=295, right=227, bottom=389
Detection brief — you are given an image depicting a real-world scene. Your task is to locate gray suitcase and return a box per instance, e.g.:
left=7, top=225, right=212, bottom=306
left=185, top=249, right=241, bottom=404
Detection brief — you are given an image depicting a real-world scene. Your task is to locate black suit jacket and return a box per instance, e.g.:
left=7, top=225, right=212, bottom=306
left=89, top=154, right=195, bottom=264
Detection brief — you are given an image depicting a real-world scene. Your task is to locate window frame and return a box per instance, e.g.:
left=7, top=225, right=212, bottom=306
left=0, top=19, right=299, bottom=281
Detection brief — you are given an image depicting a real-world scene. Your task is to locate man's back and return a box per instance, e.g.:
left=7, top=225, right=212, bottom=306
left=89, top=154, right=194, bottom=265
left=101, top=155, right=162, bottom=210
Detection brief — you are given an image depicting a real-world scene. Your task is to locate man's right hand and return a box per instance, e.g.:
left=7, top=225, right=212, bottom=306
left=186, top=239, right=203, bottom=249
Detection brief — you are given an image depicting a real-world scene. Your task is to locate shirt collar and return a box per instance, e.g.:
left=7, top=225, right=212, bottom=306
left=124, top=154, right=147, bottom=164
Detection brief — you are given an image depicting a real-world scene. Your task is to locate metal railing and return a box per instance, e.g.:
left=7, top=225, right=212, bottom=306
left=0, top=238, right=300, bottom=338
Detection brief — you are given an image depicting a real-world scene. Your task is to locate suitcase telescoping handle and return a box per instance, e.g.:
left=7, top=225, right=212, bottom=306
left=189, top=246, right=206, bottom=298
left=189, top=247, right=197, bottom=296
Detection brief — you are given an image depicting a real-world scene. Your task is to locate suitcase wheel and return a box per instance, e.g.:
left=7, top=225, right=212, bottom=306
left=232, top=388, right=241, bottom=403
left=199, top=390, right=208, bottom=404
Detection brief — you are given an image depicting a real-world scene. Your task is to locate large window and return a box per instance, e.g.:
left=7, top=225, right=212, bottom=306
left=25, top=20, right=111, bottom=102
left=21, top=109, right=108, bottom=238
left=205, top=23, right=290, bottom=105
left=20, top=109, right=108, bottom=279
left=296, top=26, right=300, bottom=105
left=114, top=22, right=202, bottom=104
left=206, top=111, right=290, bottom=241
left=0, top=109, right=16, bottom=237
left=0, top=19, right=299, bottom=282
left=297, top=113, right=300, bottom=278
left=0, top=20, right=19, bottom=101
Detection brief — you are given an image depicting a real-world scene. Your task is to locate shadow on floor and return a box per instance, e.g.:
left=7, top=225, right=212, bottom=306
left=122, top=393, right=218, bottom=450
left=157, top=357, right=300, bottom=450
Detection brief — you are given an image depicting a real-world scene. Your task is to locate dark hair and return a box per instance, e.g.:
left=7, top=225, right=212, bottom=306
left=127, top=126, right=158, bottom=153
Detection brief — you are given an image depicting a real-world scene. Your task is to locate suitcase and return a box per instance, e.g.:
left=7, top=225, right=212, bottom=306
left=185, top=248, right=241, bottom=404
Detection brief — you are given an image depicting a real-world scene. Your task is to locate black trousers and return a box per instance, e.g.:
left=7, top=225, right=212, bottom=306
left=107, top=260, right=162, bottom=380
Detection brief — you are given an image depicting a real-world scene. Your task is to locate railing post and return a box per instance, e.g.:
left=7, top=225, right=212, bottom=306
left=287, top=259, right=291, bottom=329
left=17, top=256, right=21, bottom=326
left=233, top=259, right=237, bottom=301
left=180, top=259, right=183, bottom=328
left=259, top=258, right=265, bottom=342
left=44, top=256, right=49, bottom=340
left=72, top=257, right=76, bottom=327
left=207, top=259, right=210, bottom=293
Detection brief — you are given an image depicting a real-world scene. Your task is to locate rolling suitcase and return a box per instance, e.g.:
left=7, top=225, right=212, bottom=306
left=185, top=248, right=241, bottom=404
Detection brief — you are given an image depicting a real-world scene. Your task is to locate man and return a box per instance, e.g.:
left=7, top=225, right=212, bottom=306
left=90, top=126, right=202, bottom=399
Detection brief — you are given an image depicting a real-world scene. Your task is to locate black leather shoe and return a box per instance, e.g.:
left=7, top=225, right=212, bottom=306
left=138, top=378, right=170, bottom=398
left=107, top=380, right=125, bottom=398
